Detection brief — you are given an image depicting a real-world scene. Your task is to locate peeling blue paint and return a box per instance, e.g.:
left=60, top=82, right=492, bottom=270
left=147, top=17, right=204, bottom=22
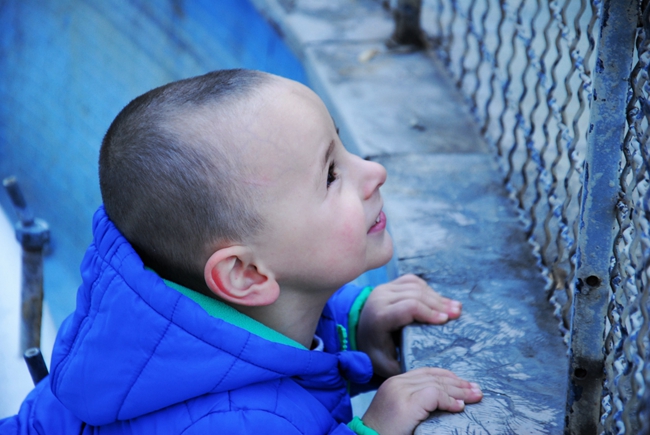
left=595, top=58, right=604, bottom=74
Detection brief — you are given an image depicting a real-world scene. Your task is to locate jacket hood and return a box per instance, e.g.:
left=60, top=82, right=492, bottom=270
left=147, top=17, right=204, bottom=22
left=49, top=206, right=359, bottom=426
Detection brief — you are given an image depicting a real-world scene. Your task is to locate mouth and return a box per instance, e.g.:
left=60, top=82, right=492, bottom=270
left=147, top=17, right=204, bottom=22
left=368, top=210, right=387, bottom=234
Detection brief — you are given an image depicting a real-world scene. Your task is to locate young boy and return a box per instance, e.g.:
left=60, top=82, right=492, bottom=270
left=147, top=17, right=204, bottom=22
left=1, top=69, right=481, bottom=434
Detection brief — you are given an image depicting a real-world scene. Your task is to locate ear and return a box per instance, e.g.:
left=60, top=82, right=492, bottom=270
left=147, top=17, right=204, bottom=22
left=204, top=246, right=280, bottom=307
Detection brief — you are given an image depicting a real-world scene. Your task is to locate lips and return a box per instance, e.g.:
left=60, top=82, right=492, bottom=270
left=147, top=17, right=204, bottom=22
left=368, top=210, right=386, bottom=234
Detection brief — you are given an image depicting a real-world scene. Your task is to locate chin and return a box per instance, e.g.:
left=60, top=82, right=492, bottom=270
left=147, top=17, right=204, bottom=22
left=367, top=239, right=394, bottom=271
left=366, top=257, right=391, bottom=272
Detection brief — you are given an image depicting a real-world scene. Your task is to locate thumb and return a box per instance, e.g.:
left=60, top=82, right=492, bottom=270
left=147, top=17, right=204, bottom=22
left=370, top=348, right=401, bottom=378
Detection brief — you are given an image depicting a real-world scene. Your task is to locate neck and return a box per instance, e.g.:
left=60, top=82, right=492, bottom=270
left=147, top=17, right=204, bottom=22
left=234, top=285, right=333, bottom=349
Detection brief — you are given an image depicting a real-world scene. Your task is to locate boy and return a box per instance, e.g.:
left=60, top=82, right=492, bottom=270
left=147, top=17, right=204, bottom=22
left=1, top=69, right=481, bottom=434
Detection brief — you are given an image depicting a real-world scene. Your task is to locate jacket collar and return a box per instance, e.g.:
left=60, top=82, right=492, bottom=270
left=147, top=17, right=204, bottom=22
left=161, top=277, right=307, bottom=350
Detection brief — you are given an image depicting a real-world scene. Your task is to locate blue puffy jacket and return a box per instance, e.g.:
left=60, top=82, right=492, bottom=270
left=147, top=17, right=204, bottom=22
left=0, top=207, right=376, bottom=434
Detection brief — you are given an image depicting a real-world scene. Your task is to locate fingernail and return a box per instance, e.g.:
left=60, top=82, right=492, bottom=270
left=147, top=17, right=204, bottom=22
left=470, top=383, right=481, bottom=393
left=438, top=312, right=449, bottom=322
left=456, top=399, right=465, bottom=408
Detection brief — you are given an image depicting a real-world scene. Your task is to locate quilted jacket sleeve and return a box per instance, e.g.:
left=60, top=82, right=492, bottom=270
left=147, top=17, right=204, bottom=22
left=326, top=283, right=373, bottom=351
left=181, top=410, right=361, bottom=435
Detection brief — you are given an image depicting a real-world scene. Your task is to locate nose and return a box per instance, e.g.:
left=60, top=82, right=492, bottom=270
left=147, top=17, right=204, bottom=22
left=360, top=158, right=387, bottom=200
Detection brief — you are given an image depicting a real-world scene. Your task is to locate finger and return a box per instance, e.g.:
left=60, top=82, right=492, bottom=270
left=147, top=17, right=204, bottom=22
left=446, top=300, right=462, bottom=318
left=416, top=285, right=462, bottom=318
left=415, top=303, right=449, bottom=324
left=387, top=299, right=450, bottom=326
left=375, top=290, right=451, bottom=325
left=440, top=381, right=482, bottom=406
left=405, top=278, right=463, bottom=319
left=407, top=366, right=459, bottom=377
left=414, top=372, right=483, bottom=404
left=406, top=381, right=470, bottom=414
left=386, top=369, right=460, bottom=390
left=428, top=390, right=466, bottom=413
left=382, top=369, right=483, bottom=407
left=382, top=284, right=461, bottom=319
left=391, top=273, right=425, bottom=285
left=389, top=275, right=442, bottom=300
left=397, top=369, right=481, bottom=393
left=396, top=367, right=460, bottom=383
left=465, top=383, right=483, bottom=403
left=397, top=385, right=464, bottom=416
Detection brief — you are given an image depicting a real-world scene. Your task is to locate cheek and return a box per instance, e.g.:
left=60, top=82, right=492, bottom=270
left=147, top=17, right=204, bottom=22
left=340, top=219, right=366, bottom=249
left=341, top=202, right=368, bottom=242
left=321, top=214, right=367, bottom=264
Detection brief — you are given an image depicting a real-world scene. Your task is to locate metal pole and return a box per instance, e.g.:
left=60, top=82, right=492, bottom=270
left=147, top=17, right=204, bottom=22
left=390, top=0, right=425, bottom=47
left=564, top=1, right=638, bottom=433
left=20, top=248, right=45, bottom=351
left=3, top=176, right=50, bottom=353
left=23, top=347, right=49, bottom=385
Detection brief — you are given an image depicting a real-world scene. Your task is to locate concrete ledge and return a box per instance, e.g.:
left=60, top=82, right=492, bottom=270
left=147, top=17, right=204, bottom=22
left=302, top=44, right=484, bottom=157
left=252, top=1, right=568, bottom=433
left=379, top=153, right=567, bottom=434
left=251, top=0, right=484, bottom=158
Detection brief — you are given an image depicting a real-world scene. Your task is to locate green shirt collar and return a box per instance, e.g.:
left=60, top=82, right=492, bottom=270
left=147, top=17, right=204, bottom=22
left=161, top=276, right=307, bottom=350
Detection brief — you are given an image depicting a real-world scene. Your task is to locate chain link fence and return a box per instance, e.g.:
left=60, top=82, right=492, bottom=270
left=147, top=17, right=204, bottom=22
left=414, top=0, right=649, bottom=432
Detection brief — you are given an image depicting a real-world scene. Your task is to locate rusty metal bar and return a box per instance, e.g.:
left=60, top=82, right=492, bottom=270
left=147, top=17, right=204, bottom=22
left=564, top=1, right=638, bottom=433
left=3, top=176, right=50, bottom=352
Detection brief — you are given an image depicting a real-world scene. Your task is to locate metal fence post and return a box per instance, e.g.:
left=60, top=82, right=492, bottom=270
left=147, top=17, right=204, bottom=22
left=390, top=0, right=425, bottom=47
left=3, top=176, right=50, bottom=353
left=564, top=1, right=638, bottom=433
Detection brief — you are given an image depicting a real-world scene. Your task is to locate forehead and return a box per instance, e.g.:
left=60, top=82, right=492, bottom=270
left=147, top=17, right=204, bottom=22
left=258, top=78, right=332, bottom=141
left=242, top=79, right=335, bottom=187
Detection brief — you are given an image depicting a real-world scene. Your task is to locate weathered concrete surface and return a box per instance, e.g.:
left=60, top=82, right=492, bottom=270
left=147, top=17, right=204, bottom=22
left=252, top=0, right=483, bottom=158
left=252, top=1, right=568, bottom=433
left=303, top=44, right=482, bottom=157
left=379, top=153, right=567, bottom=434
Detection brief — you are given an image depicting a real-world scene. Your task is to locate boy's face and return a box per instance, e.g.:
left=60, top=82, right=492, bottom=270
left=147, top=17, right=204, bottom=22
left=240, top=77, right=393, bottom=293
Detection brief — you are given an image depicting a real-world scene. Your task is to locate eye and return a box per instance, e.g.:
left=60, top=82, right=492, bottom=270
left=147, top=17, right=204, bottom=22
left=327, top=162, right=338, bottom=188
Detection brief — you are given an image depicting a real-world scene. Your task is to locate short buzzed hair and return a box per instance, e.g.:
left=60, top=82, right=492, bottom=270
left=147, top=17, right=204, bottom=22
left=99, top=69, right=269, bottom=291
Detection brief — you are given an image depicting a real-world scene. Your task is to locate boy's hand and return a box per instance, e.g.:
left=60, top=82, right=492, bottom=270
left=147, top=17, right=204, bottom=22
left=362, top=367, right=482, bottom=435
left=357, top=274, right=461, bottom=378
